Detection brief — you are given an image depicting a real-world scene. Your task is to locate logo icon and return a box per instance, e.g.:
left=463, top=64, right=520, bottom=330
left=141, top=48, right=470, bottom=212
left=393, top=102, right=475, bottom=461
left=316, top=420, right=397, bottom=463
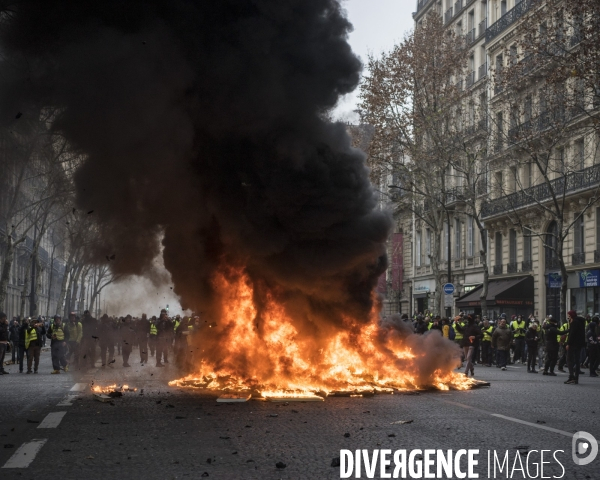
left=572, top=431, right=598, bottom=466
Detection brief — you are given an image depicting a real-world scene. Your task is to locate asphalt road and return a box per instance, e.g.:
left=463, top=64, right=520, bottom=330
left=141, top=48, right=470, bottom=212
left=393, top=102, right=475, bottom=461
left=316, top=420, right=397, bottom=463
left=1, top=349, right=599, bottom=480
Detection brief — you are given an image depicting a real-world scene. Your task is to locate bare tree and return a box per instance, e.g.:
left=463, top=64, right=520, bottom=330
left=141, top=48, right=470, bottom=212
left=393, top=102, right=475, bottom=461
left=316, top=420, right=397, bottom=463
left=360, top=12, right=490, bottom=315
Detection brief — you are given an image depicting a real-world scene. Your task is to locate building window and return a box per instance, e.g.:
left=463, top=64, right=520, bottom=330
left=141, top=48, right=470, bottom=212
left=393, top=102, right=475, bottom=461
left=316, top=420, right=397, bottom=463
left=443, top=222, right=449, bottom=261
left=425, top=228, right=431, bottom=265
left=509, top=229, right=517, bottom=263
left=574, top=213, right=585, bottom=254
left=495, top=111, right=503, bottom=148
left=523, top=227, right=532, bottom=263
left=467, top=216, right=474, bottom=257
left=455, top=219, right=462, bottom=259
left=574, top=139, right=584, bottom=171
left=416, top=231, right=422, bottom=267
left=495, top=232, right=503, bottom=266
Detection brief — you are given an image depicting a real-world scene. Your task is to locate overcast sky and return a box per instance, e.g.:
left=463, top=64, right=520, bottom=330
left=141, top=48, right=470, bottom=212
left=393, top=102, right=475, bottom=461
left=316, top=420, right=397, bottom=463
left=333, top=0, right=415, bottom=122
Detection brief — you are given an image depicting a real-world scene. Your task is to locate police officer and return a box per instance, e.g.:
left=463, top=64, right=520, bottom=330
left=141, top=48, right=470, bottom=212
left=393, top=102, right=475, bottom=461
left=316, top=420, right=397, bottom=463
left=47, top=315, right=69, bottom=374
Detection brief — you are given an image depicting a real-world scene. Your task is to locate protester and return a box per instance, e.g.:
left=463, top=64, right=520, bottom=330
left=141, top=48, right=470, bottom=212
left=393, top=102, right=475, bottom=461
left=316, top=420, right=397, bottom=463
left=47, top=315, right=69, bottom=374
left=565, top=310, right=586, bottom=385
left=25, top=318, right=45, bottom=374
left=456, top=315, right=482, bottom=377
left=0, top=313, right=9, bottom=374
left=491, top=318, right=512, bottom=371
left=542, top=316, right=560, bottom=376
left=525, top=323, right=540, bottom=373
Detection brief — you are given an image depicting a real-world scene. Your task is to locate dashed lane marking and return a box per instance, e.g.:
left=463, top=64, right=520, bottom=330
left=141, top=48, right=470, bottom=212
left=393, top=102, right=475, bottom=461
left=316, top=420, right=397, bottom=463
left=1, top=439, right=47, bottom=468
left=37, top=411, right=67, bottom=429
left=70, top=383, right=87, bottom=392
left=56, top=394, right=79, bottom=407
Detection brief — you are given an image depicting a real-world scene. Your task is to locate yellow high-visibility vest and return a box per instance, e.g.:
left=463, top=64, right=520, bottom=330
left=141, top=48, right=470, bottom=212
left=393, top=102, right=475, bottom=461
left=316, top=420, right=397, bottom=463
left=482, top=326, right=494, bottom=342
left=25, top=328, right=38, bottom=349
left=53, top=326, right=65, bottom=341
left=150, top=324, right=158, bottom=336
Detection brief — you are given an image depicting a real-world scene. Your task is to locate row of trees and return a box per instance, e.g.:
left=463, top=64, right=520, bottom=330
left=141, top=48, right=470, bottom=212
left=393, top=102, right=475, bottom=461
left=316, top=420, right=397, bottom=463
left=359, top=1, right=600, bottom=320
left=0, top=106, right=118, bottom=318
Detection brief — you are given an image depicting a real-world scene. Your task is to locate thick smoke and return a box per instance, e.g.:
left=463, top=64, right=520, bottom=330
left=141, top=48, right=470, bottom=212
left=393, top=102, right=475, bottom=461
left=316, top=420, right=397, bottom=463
left=0, top=0, right=390, bottom=327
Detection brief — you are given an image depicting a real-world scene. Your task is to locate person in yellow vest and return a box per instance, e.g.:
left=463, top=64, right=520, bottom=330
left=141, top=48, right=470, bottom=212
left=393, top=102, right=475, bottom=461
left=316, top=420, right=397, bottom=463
left=510, top=315, right=526, bottom=364
left=149, top=316, right=158, bottom=357
left=25, top=318, right=45, bottom=374
left=480, top=318, right=494, bottom=367
left=64, top=312, right=82, bottom=370
left=47, top=315, right=70, bottom=374
left=557, top=318, right=570, bottom=372
left=452, top=315, right=465, bottom=365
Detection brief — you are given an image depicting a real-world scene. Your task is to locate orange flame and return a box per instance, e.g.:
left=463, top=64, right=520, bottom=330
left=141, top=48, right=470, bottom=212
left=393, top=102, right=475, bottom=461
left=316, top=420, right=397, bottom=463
left=170, top=269, right=474, bottom=396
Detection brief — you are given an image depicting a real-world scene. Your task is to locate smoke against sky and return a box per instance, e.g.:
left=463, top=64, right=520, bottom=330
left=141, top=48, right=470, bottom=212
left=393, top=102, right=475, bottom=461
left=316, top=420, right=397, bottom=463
left=0, top=0, right=390, bottom=328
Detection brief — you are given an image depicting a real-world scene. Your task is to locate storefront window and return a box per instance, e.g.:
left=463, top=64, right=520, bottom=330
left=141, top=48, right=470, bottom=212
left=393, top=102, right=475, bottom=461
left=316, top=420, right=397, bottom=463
left=571, top=287, right=599, bottom=316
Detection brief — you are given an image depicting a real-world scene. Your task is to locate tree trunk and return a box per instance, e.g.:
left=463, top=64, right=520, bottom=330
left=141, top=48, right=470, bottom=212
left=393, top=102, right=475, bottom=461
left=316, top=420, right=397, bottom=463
left=67, top=264, right=83, bottom=316
left=558, top=237, right=568, bottom=322
left=78, top=266, right=90, bottom=312
left=0, top=236, right=15, bottom=313
left=32, top=257, right=43, bottom=318
left=56, top=250, right=75, bottom=316
left=19, top=250, right=34, bottom=319
left=479, top=228, right=489, bottom=318
left=46, top=246, right=56, bottom=317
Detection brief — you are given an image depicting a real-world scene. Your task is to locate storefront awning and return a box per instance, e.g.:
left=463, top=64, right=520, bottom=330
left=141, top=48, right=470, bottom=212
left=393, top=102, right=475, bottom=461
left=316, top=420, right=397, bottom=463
left=413, top=292, right=428, bottom=299
left=455, top=276, right=534, bottom=308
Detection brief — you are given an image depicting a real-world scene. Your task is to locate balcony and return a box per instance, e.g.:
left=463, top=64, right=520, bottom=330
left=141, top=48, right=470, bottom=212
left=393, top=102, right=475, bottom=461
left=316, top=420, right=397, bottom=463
left=546, top=257, right=561, bottom=271
left=507, top=262, right=518, bottom=274
left=454, top=0, right=463, bottom=15
left=466, top=70, right=475, bottom=88
left=466, top=28, right=476, bottom=44
left=416, top=0, right=433, bottom=12
left=445, top=7, right=453, bottom=24
left=493, top=264, right=503, bottom=275
left=486, top=0, right=539, bottom=43
left=478, top=19, right=487, bottom=38
left=522, top=260, right=533, bottom=272
left=478, top=62, right=487, bottom=80
left=482, top=163, right=600, bottom=219
left=572, top=252, right=586, bottom=266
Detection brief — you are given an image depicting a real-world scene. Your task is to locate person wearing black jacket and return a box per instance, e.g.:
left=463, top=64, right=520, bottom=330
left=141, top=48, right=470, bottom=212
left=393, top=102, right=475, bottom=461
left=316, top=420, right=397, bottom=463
left=543, top=318, right=561, bottom=376
left=137, top=313, right=150, bottom=364
left=17, top=318, right=28, bottom=373
left=565, top=310, right=586, bottom=385
left=0, top=313, right=9, bottom=374
left=525, top=323, right=540, bottom=373
left=9, top=319, right=19, bottom=364
left=457, top=315, right=482, bottom=377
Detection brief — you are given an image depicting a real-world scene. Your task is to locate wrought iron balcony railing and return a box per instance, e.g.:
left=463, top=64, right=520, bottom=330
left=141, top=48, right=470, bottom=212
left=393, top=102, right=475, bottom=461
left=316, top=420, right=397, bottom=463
left=486, top=0, right=539, bottom=43
left=481, top=163, right=600, bottom=219
left=445, top=7, right=453, bottom=24
left=507, top=262, right=518, bottom=274
left=572, top=252, right=586, bottom=266
left=478, top=62, right=487, bottom=80
left=454, top=0, right=463, bottom=15
left=522, top=260, right=533, bottom=272
left=466, top=70, right=475, bottom=88
left=478, top=19, right=487, bottom=38
left=466, top=28, right=476, bottom=45
left=493, top=264, right=503, bottom=275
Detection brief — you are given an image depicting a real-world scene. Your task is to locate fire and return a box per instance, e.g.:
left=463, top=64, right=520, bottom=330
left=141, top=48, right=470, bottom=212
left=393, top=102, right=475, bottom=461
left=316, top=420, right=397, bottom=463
left=92, top=384, right=136, bottom=393
left=170, top=269, right=475, bottom=396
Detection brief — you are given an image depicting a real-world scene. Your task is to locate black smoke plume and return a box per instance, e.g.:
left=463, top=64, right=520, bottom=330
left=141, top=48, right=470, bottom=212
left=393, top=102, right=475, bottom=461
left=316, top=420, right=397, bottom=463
left=0, top=0, right=390, bottom=328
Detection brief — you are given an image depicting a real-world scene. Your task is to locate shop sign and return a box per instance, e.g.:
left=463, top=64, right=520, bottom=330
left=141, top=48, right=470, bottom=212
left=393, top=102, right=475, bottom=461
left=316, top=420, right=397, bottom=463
left=579, top=270, right=600, bottom=287
left=548, top=272, right=562, bottom=289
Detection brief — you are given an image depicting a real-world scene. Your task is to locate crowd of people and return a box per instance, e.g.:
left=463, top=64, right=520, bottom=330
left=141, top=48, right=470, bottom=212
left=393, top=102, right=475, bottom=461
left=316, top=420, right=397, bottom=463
left=398, top=310, right=596, bottom=384
left=0, top=309, right=203, bottom=375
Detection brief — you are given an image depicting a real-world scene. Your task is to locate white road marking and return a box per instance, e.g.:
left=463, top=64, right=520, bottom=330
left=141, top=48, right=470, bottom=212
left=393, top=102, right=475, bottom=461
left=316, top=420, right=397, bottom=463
left=1, top=439, right=47, bottom=468
left=70, top=383, right=87, bottom=392
left=435, top=396, right=599, bottom=444
left=37, top=411, right=67, bottom=429
left=57, top=395, right=79, bottom=407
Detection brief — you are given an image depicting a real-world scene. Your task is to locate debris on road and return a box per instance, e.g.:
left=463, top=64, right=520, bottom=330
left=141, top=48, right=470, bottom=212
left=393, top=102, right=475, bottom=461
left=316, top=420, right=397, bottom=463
left=276, top=461, right=287, bottom=469
left=390, top=420, right=413, bottom=425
